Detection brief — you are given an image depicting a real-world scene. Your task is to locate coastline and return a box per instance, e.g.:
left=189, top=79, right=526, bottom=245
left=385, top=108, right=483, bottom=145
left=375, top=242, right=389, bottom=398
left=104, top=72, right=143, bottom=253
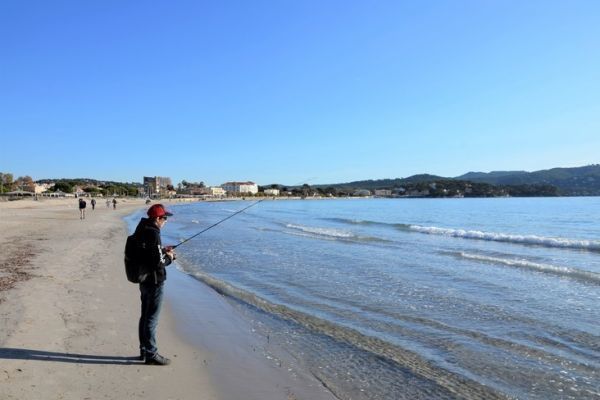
left=164, top=267, right=338, bottom=400
left=127, top=200, right=340, bottom=399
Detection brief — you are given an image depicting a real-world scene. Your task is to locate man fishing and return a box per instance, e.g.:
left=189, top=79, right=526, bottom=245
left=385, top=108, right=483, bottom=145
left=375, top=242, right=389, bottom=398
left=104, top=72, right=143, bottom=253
left=130, top=199, right=262, bottom=365
left=134, top=203, right=176, bottom=365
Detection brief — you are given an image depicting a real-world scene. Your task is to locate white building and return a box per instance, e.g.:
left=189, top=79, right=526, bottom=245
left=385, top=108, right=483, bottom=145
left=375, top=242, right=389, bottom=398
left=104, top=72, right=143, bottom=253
left=264, top=188, right=280, bottom=196
left=34, top=183, right=54, bottom=194
left=221, top=181, right=258, bottom=195
left=208, top=186, right=226, bottom=197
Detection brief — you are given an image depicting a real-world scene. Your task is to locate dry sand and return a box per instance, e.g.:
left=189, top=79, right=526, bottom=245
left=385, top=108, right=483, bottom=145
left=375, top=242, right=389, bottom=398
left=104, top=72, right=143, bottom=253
left=0, top=197, right=338, bottom=400
left=0, top=197, right=219, bottom=400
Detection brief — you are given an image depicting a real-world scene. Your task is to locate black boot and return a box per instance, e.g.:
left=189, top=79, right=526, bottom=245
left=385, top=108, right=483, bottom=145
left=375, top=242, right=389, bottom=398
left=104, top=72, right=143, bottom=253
left=145, top=353, right=171, bottom=366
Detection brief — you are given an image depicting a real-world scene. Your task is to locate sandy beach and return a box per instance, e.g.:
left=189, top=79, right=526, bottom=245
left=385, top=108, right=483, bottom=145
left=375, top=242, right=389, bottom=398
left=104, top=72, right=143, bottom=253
left=0, top=197, right=220, bottom=399
left=0, top=197, right=338, bottom=400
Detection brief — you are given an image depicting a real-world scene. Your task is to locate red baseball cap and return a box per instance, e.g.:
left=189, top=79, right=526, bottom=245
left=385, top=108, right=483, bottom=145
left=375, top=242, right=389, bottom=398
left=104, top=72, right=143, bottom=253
left=147, top=204, right=173, bottom=218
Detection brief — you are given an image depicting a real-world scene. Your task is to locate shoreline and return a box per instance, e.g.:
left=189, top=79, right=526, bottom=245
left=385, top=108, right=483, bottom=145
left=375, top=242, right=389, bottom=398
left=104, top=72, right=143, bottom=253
left=0, top=197, right=338, bottom=400
left=164, top=267, right=338, bottom=400
left=124, top=201, right=339, bottom=400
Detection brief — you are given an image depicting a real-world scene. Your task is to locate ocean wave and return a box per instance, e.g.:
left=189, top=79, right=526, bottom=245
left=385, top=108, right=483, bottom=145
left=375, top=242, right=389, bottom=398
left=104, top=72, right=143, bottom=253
left=323, top=217, right=411, bottom=229
left=410, top=225, right=600, bottom=252
left=324, top=218, right=600, bottom=252
left=286, top=223, right=355, bottom=238
left=285, top=223, right=392, bottom=243
left=454, top=251, right=600, bottom=285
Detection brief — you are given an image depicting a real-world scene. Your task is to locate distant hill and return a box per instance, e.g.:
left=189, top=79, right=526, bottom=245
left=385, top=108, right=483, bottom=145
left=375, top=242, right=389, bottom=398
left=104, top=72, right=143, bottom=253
left=320, top=174, right=448, bottom=191
left=309, top=164, right=600, bottom=196
left=455, top=165, right=600, bottom=195
left=456, top=171, right=528, bottom=181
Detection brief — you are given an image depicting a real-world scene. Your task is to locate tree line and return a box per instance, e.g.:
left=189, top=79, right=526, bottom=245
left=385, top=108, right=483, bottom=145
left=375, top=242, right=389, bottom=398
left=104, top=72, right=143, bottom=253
left=0, top=173, right=35, bottom=193
left=0, top=172, right=563, bottom=198
left=0, top=173, right=140, bottom=196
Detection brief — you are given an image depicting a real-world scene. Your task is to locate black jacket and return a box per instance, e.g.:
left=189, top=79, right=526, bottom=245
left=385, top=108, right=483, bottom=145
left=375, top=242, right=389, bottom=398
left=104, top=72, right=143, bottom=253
left=134, top=217, right=172, bottom=284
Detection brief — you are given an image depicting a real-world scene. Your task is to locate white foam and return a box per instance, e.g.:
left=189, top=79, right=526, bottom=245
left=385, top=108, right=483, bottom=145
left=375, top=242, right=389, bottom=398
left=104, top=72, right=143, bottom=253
left=460, top=252, right=571, bottom=273
left=409, top=225, right=600, bottom=251
left=458, top=252, right=600, bottom=284
left=286, top=223, right=355, bottom=238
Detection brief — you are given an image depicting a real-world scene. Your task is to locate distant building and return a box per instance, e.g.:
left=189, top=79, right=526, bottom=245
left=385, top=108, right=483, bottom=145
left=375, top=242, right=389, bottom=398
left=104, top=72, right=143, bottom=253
left=374, top=189, right=392, bottom=197
left=188, top=186, right=208, bottom=196
left=221, top=181, right=258, bottom=195
left=392, top=187, right=406, bottom=196
left=264, top=188, right=280, bottom=196
left=34, top=183, right=53, bottom=194
left=144, top=176, right=172, bottom=197
left=353, top=189, right=371, bottom=197
left=74, top=186, right=87, bottom=197
left=208, top=186, right=226, bottom=197
left=179, top=185, right=226, bottom=197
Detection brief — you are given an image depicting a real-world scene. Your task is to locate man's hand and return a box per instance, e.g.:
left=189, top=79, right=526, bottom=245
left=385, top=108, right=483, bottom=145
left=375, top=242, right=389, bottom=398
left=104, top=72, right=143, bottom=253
left=165, top=249, right=176, bottom=261
left=163, top=246, right=176, bottom=261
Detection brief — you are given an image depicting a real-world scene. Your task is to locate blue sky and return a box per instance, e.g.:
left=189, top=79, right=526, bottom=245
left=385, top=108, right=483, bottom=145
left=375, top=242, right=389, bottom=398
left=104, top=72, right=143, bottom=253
left=1, top=0, right=598, bottom=186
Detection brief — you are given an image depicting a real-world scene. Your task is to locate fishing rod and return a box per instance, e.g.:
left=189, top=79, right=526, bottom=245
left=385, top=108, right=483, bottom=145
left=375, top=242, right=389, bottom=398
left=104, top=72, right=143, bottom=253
left=171, top=199, right=264, bottom=249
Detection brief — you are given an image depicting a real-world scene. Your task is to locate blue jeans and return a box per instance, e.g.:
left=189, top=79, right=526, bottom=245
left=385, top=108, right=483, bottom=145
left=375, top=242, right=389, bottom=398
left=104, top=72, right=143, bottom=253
left=139, top=281, right=164, bottom=357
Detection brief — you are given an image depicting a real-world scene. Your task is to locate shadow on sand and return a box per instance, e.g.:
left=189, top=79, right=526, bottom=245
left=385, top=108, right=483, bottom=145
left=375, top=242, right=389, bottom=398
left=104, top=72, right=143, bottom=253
left=0, top=348, right=141, bottom=365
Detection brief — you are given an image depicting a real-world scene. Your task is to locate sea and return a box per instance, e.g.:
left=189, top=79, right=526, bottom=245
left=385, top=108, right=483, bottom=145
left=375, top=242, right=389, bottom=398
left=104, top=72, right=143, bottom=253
left=127, top=197, right=599, bottom=400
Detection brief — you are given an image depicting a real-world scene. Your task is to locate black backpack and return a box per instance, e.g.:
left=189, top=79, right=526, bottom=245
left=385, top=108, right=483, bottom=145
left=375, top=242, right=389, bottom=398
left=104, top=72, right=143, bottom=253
left=124, top=234, right=143, bottom=283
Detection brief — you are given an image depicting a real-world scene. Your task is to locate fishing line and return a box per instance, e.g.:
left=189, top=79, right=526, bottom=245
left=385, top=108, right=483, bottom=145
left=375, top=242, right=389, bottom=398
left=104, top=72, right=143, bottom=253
left=171, top=199, right=264, bottom=249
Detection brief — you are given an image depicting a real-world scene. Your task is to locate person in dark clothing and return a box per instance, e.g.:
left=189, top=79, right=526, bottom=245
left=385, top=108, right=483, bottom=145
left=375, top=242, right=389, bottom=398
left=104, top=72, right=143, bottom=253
left=78, top=198, right=87, bottom=219
left=91, top=198, right=96, bottom=210
left=133, top=203, right=176, bottom=365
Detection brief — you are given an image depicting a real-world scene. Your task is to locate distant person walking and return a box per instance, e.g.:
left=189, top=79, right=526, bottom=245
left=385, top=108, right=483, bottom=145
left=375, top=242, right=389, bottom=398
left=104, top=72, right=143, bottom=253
left=133, top=204, right=175, bottom=365
left=78, top=198, right=87, bottom=220
left=112, top=198, right=117, bottom=210
left=106, top=199, right=110, bottom=208
left=91, top=198, right=96, bottom=210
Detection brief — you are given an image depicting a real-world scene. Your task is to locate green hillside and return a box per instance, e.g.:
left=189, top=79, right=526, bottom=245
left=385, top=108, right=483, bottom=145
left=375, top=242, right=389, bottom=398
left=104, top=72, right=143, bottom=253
left=455, top=165, right=600, bottom=195
left=308, top=164, right=600, bottom=196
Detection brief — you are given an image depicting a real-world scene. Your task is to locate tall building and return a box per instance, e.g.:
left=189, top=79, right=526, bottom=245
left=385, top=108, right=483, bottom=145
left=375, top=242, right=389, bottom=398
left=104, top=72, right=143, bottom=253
left=143, top=176, right=172, bottom=197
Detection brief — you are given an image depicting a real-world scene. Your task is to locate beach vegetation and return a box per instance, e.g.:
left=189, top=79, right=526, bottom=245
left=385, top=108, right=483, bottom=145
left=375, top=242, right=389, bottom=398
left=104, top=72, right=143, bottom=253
left=177, top=180, right=205, bottom=194
left=84, top=187, right=102, bottom=195
left=0, top=172, right=14, bottom=193
left=100, top=184, right=139, bottom=197
left=51, top=181, right=74, bottom=193
left=12, top=176, right=35, bottom=192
